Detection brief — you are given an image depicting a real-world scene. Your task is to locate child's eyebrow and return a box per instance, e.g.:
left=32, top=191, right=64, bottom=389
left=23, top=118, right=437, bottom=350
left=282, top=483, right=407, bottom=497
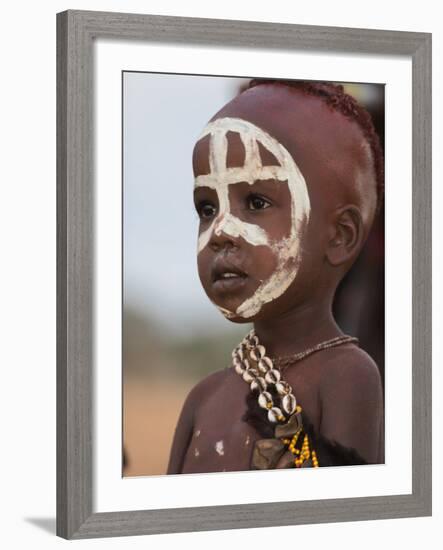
left=193, top=187, right=218, bottom=206
left=245, top=178, right=290, bottom=196
left=193, top=185, right=216, bottom=195
left=251, top=177, right=287, bottom=186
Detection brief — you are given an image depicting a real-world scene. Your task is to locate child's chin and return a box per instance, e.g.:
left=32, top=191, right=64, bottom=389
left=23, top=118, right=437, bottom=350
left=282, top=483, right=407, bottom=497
left=224, top=314, right=252, bottom=324
left=215, top=304, right=257, bottom=324
left=212, top=301, right=244, bottom=322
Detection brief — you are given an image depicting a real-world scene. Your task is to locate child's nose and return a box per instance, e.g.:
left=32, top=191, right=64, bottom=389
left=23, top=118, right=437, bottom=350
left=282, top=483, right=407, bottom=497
left=209, top=214, right=239, bottom=251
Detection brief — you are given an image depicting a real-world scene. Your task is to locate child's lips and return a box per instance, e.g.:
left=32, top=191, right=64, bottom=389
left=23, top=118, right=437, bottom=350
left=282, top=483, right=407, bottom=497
left=212, top=274, right=248, bottom=293
left=211, top=258, right=249, bottom=293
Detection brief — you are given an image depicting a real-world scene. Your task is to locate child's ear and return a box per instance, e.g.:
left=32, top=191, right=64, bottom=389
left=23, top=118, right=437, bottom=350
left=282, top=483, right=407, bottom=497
left=326, top=205, right=364, bottom=267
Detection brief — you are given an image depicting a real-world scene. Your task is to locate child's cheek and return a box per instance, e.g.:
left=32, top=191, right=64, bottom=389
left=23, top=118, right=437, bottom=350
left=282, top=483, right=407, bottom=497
left=248, top=243, right=281, bottom=282
left=196, top=248, right=212, bottom=290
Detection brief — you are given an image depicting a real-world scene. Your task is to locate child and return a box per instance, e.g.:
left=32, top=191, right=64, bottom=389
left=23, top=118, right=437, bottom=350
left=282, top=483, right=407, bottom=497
left=167, top=80, right=384, bottom=474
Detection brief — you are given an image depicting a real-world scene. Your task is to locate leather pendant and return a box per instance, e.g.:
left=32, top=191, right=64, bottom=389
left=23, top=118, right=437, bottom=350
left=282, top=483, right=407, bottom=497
left=274, top=409, right=303, bottom=439
left=251, top=438, right=286, bottom=470
left=275, top=450, right=297, bottom=469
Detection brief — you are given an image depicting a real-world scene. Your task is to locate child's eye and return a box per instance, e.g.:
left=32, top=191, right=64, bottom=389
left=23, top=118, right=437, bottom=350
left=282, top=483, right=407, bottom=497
left=196, top=201, right=217, bottom=220
left=248, top=194, right=271, bottom=211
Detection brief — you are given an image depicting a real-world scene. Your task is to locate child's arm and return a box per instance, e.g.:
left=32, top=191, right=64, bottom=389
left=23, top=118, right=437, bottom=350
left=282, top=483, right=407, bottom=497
left=318, top=351, right=384, bottom=464
left=166, top=384, right=196, bottom=475
left=166, top=369, right=226, bottom=474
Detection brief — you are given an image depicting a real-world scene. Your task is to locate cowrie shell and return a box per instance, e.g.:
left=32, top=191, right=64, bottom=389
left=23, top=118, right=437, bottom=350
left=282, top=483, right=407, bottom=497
left=250, top=377, right=267, bottom=392
left=233, top=357, right=243, bottom=369
left=276, top=381, right=291, bottom=395
left=258, top=391, right=273, bottom=409
left=249, top=335, right=259, bottom=346
left=234, top=363, right=245, bottom=375
left=282, top=394, right=297, bottom=415
left=242, top=368, right=258, bottom=383
left=267, top=407, right=284, bottom=423
left=265, top=369, right=281, bottom=385
left=258, top=357, right=273, bottom=373
left=250, top=345, right=265, bottom=361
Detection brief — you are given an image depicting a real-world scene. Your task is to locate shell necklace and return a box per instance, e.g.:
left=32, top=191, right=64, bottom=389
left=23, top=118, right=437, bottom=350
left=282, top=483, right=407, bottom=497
left=232, top=329, right=358, bottom=468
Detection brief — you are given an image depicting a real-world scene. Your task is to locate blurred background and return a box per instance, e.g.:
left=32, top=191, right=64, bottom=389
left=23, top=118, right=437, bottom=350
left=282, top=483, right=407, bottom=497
left=123, top=73, right=385, bottom=477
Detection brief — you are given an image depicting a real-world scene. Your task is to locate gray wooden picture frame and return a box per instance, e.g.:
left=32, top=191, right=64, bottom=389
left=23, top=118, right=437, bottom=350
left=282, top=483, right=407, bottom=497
left=56, top=9, right=432, bottom=539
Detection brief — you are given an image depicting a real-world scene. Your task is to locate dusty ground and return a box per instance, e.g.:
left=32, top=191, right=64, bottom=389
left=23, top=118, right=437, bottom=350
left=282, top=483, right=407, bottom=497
left=123, top=376, right=195, bottom=477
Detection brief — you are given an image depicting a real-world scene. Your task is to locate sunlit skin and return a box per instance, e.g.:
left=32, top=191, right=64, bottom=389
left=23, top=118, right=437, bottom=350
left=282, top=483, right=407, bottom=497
left=167, top=84, right=384, bottom=474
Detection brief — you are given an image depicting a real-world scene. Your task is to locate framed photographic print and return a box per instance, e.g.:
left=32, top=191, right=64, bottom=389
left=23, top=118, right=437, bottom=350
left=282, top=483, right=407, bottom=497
left=57, top=9, right=432, bottom=539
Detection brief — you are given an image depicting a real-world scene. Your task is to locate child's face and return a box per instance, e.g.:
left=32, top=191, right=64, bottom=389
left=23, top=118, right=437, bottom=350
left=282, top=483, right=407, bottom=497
left=193, top=117, right=311, bottom=321
left=193, top=84, right=376, bottom=322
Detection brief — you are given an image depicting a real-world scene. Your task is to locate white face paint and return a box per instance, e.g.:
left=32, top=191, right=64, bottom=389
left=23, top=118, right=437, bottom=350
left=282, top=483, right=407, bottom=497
left=195, top=117, right=311, bottom=319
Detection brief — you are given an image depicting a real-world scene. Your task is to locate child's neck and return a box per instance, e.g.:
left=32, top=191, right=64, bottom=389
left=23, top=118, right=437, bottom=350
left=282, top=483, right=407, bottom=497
left=253, top=295, right=343, bottom=359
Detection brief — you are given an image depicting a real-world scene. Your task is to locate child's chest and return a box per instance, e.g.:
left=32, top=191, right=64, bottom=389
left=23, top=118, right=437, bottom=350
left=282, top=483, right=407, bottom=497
left=180, top=367, right=321, bottom=474
left=180, top=374, right=259, bottom=474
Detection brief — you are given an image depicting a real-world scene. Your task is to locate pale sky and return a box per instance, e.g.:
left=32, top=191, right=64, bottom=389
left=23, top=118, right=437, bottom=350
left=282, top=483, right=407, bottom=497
left=123, top=72, right=250, bottom=339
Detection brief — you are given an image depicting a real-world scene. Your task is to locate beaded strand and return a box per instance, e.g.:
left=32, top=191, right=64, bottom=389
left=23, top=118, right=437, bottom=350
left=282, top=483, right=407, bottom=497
left=271, top=334, right=359, bottom=372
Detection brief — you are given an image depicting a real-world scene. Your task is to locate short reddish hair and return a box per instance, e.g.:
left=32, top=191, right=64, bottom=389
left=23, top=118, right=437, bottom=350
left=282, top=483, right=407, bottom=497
left=247, top=79, right=385, bottom=216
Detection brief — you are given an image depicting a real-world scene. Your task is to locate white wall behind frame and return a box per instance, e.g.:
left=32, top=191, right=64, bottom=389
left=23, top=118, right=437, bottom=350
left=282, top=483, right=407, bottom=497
left=1, top=1, right=439, bottom=549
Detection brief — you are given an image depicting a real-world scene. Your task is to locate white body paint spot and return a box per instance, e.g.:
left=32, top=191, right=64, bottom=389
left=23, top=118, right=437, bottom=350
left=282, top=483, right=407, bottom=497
left=194, top=447, right=200, bottom=457
left=215, top=440, right=225, bottom=456
left=195, top=117, right=311, bottom=319
left=245, top=435, right=250, bottom=446
left=194, top=429, right=201, bottom=438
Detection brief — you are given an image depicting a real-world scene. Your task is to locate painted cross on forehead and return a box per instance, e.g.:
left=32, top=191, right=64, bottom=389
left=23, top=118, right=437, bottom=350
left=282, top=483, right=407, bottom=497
left=195, top=117, right=311, bottom=319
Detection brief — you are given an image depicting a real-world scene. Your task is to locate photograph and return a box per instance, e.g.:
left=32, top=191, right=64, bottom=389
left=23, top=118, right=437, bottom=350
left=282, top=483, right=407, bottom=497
left=56, top=9, right=431, bottom=539
left=122, top=73, right=386, bottom=477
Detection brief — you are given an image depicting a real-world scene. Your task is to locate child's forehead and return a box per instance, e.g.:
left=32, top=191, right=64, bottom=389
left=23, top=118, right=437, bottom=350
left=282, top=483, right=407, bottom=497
left=193, top=84, right=374, bottom=207
left=196, top=86, right=363, bottom=159
left=192, top=122, right=284, bottom=178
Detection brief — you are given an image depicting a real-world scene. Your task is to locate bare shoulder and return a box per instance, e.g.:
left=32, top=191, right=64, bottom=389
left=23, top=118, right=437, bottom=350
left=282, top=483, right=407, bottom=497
left=166, top=368, right=228, bottom=474
left=183, top=368, right=229, bottom=411
left=318, top=343, right=382, bottom=395
left=190, top=367, right=229, bottom=394
left=317, top=344, right=384, bottom=463
left=173, top=368, right=229, bottom=432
